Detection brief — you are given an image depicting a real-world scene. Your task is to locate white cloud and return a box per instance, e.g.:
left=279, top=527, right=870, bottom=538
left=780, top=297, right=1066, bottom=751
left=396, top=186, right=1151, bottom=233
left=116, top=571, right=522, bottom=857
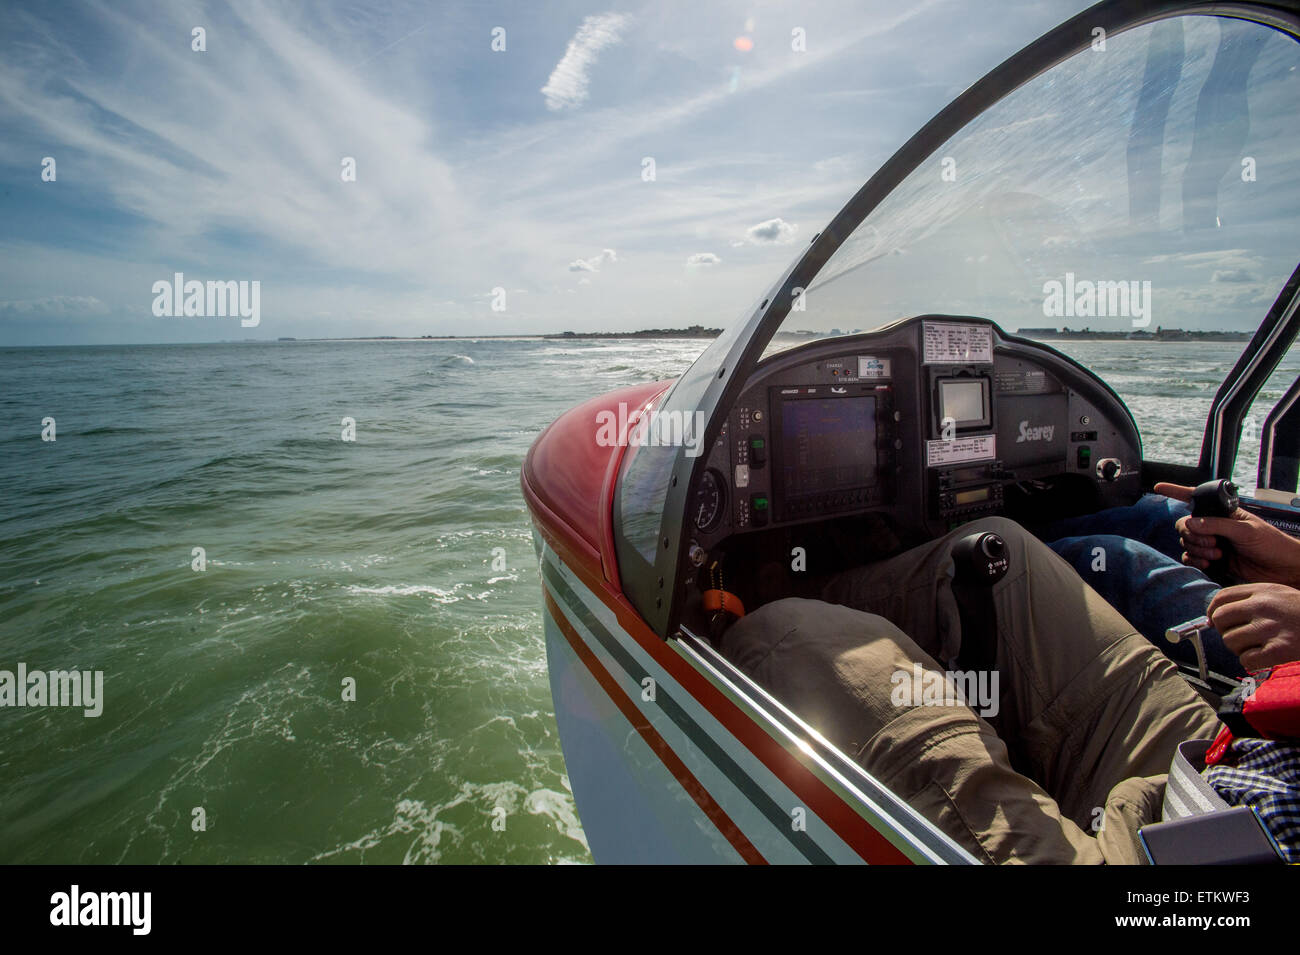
left=745, top=217, right=798, bottom=244
left=568, top=248, right=618, bottom=272
left=0, top=2, right=472, bottom=286
left=541, top=13, right=632, bottom=111
left=686, top=252, right=721, bottom=267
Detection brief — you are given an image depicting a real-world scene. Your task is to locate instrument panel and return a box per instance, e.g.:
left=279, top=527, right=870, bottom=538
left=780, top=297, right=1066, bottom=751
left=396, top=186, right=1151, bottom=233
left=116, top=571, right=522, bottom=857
left=688, top=317, right=1142, bottom=550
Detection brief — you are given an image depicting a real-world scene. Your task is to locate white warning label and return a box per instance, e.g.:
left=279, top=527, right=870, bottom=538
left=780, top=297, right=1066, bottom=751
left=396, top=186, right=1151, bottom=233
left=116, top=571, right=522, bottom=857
left=926, top=435, right=997, bottom=467
left=923, top=322, right=993, bottom=364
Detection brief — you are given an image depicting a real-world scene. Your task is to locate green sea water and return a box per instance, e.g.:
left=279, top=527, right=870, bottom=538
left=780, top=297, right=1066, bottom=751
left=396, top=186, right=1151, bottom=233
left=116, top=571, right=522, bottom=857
left=0, top=336, right=1294, bottom=863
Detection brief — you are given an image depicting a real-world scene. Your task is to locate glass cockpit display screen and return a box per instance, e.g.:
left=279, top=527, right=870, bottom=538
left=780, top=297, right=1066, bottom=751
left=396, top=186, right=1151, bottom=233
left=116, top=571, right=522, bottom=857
left=781, top=396, right=878, bottom=497
left=938, top=378, right=990, bottom=429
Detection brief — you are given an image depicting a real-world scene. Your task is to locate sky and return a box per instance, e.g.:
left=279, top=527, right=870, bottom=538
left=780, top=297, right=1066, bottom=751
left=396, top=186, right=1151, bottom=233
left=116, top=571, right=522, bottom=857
left=0, top=0, right=1127, bottom=345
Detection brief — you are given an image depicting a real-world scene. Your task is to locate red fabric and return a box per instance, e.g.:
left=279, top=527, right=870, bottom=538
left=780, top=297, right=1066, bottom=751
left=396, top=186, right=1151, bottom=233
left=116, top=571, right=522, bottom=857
left=1208, top=661, right=1300, bottom=765
left=1242, top=661, right=1300, bottom=740
left=1205, top=725, right=1235, bottom=766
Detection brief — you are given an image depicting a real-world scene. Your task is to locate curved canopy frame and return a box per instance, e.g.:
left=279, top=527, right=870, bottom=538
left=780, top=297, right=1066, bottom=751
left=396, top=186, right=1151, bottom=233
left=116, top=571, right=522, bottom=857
left=615, top=0, right=1300, bottom=637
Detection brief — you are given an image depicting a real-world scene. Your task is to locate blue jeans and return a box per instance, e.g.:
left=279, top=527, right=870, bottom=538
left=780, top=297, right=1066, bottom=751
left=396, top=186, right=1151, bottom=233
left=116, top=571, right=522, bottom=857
left=1038, top=495, right=1246, bottom=678
left=1036, top=492, right=1188, bottom=563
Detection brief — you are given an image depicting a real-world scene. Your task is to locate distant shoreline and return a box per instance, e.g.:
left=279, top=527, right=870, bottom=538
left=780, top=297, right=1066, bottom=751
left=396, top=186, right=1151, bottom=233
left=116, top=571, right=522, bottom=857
left=1016, top=327, right=1252, bottom=342
left=2, top=326, right=1255, bottom=348
left=270, top=326, right=1252, bottom=343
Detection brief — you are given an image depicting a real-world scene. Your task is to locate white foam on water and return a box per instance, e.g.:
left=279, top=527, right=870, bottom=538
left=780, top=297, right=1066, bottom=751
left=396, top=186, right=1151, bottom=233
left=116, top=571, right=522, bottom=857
left=525, top=788, right=589, bottom=852
left=346, top=583, right=446, bottom=597
left=344, top=583, right=490, bottom=603
left=310, top=781, right=538, bottom=864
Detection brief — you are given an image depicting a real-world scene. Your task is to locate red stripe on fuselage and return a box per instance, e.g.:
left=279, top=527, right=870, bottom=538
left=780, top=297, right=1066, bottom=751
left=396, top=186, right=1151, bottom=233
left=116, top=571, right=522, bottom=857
left=545, top=590, right=768, bottom=865
left=526, top=491, right=915, bottom=864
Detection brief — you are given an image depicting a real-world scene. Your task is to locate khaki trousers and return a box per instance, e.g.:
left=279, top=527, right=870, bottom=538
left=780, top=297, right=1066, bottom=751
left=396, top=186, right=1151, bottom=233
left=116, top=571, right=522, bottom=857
left=721, top=516, right=1221, bottom=864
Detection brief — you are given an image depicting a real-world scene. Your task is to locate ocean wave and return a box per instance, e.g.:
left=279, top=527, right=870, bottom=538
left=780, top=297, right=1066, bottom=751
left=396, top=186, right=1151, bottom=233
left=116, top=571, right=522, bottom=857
left=344, top=582, right=490, bottom=603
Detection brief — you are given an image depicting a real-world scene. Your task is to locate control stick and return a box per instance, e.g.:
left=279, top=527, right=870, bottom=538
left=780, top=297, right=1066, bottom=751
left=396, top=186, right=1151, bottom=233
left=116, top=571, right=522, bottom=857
left=951, top=532, right=1010, bottom=676
left=1190, top=479, right=1240, bottom=585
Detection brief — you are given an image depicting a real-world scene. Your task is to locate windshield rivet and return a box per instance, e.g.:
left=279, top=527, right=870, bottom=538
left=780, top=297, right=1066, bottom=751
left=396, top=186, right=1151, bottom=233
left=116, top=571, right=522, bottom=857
left=671, top=475, right=677, bottom=486
left=663, top=537, right=671, bottom=549
left=657, top=577, right=664, bottom=588
left=761, top=299, right=768, bottom=309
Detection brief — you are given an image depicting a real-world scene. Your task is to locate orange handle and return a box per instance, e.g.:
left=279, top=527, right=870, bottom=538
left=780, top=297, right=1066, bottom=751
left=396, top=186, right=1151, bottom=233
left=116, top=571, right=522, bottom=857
left=702, top=589, right=745, bottom=618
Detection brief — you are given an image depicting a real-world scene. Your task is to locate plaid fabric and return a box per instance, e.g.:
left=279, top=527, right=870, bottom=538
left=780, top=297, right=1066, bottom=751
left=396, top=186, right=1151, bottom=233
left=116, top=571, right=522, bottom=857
left=1204, top=737, right=1300, bottom=863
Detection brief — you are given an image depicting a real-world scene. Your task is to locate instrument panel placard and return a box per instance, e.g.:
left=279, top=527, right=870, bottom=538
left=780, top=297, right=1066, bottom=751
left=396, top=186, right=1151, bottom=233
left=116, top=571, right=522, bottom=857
left=923, top=322, right=993, bottom=364
left=857, top=356, right=891, bottom=379
left=926, top=435, right=997, bottom=466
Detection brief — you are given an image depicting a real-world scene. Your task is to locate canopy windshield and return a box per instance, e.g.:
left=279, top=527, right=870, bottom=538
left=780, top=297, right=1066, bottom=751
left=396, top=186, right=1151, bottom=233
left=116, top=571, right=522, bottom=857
left=785, top=15, right=1300, bottom=347
left=616, top=3, right=1300, bottom=636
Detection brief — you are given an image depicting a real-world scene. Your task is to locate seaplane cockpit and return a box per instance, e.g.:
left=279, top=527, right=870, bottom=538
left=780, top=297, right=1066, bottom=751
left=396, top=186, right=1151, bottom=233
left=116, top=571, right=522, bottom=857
left=675, top=316, right=1142, bottom=640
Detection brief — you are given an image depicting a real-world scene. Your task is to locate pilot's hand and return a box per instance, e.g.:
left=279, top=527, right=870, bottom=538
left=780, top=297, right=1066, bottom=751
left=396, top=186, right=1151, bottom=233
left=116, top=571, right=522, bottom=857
left=1155, top=482, right=1300, bottom=588
left=1207, top=582, right=1300, bottom=671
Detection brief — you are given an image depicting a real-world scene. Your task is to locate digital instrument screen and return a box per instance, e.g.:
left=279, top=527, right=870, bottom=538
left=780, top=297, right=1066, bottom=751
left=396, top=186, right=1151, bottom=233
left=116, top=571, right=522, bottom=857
left=953, top=487, right=991, bottom=505
left=781, top=397, right=877, bottom=497
left=939, top=378, right=989, bottom=428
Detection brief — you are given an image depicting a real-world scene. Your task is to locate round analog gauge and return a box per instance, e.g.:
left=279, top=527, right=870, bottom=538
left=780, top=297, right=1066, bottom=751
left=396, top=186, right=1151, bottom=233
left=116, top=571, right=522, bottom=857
left=692, top=469, right=726, bottom=533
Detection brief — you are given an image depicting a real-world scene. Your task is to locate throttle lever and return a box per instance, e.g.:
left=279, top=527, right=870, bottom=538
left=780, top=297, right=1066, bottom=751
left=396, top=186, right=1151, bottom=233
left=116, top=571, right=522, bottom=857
left=1165, top=616, right=1210, bottom=684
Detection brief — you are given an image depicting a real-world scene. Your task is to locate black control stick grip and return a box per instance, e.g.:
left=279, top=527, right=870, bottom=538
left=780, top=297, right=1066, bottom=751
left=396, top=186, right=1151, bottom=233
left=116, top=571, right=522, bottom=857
left=952, top=532, right=1010, bottom=587
left=1190, top=479, right=1239, bottom=584
left=950, top=532, right=1009, bottom=676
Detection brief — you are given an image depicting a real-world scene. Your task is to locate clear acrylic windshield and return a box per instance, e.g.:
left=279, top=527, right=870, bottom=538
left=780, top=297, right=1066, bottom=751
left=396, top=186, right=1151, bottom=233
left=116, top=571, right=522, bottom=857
left=616, top=10, right=1300, bottom=624
left=780, top=14, right=1300, bottom=448
left=617, top=295, right=770, bottom=563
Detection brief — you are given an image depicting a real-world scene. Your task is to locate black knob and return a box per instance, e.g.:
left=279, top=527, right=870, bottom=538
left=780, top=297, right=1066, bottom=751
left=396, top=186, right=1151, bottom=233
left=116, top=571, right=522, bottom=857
left=981, top=535, right=1006, bottom=560
left=953, top=532, right=1010, bottom=586
left=1190, top=479, right=1239, bottom=583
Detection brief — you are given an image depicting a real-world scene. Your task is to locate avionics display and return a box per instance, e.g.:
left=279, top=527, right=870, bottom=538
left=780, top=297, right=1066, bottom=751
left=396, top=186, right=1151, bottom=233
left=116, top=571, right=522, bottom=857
left=780, top=396, right=878, bottom=498
left=937, top=378, right=990, bottom=430
left=953, top=486, right=991, bottom=506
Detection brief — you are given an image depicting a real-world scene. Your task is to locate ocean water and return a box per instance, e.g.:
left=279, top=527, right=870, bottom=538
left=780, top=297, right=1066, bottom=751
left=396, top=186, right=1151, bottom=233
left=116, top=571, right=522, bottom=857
left=0, top=336, right=1294, bottom=864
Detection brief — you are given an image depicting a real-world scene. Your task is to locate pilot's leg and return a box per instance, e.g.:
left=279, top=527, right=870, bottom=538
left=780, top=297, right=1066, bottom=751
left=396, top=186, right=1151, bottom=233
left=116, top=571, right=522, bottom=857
left=1046, top=534, right=1245, bottom=677
left=1030, top=492, right=1189, bottom=563
left=722, top=597, right=1107, bottom=863
left=820, top=516, right=1222, bottom=832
